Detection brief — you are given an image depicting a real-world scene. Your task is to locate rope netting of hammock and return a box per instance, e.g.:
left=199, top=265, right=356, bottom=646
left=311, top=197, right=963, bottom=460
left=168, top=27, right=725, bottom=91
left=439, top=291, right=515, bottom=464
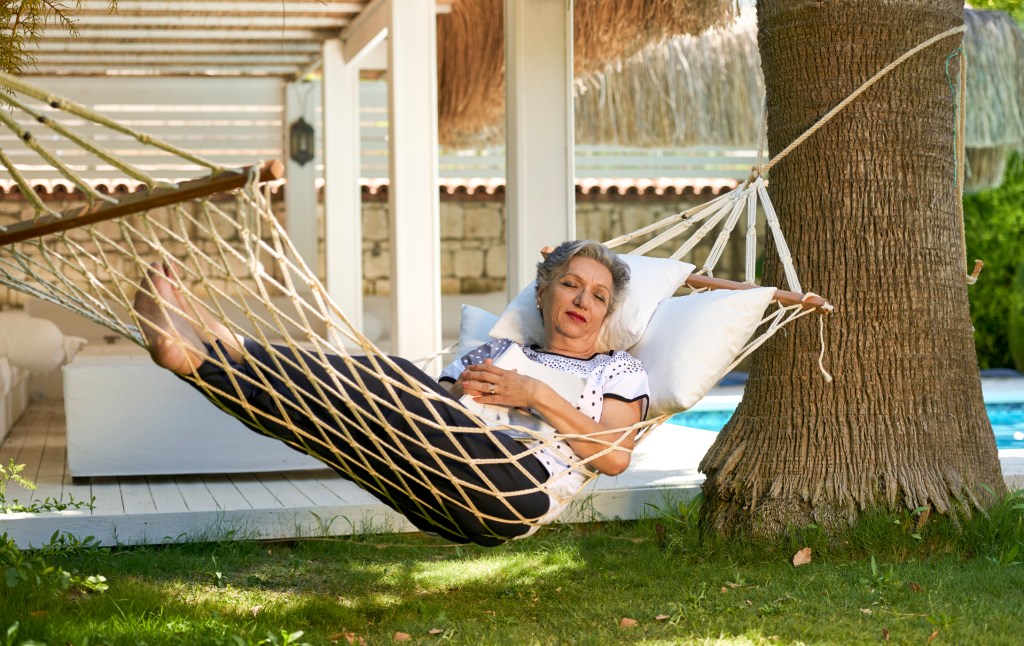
left=0, top=19, right=967, bottom=537
left=0, top=71, right=816, bottom=537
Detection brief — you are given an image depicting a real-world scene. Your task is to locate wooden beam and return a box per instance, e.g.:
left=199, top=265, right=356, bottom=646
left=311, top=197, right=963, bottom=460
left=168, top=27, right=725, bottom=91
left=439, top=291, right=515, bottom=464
left=284, top=80, right=320, bottom=272
left=26, top=67, right=304, bottom=77
left=0, top=161, right=283, bottom=246
left=34, top=54, right=315, bottom=65
left=387, top=0, right=442, bottom=362
left=504, top=0, right=575, bottom=296
left=41, top=28, right=333, bottom=40
left=686, top=275, right=832, bottom=314
left=321, top=38, right=364, bottom=332
left=341, top=0, right=389, bottom=64
left=72, top=16, right=350, bottom=29
left=33, top=42, right=322, bottom=53
left=75, top=1, right=365, bottom=10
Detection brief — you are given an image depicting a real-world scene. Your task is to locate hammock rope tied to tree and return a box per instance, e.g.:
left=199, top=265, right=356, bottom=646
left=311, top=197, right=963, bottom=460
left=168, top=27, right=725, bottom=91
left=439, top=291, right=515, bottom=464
left=0, top=23, right=968, bottom=542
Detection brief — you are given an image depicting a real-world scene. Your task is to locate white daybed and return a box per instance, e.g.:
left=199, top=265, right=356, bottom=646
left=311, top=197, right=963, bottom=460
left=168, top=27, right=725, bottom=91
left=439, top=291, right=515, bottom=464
left=0, top=356, right=30, bottom=445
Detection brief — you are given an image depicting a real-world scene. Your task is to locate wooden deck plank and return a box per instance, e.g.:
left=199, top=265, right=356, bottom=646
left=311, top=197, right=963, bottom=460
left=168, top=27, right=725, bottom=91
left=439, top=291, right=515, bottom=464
left=264, top=472, right=339, bottom=507
left=313, top=473, right=386, bottom=505
left=31, top=407, right=68, bottom=505
left=199, top=474, right=252, bottom=511
left=0, top=405, right=36, bottom=465
left=61, top=470, right=96, bottom=509
left=88, top=478, right=125, bottom=516
left=301, top=477, right=355, bottom=506
left=254, top=472, right=318, bottom=508
left=119, top=478, right=158, bottom=515
left=174, top=475, right=222, bottom=513
left=226, top=473, right=285, bottom=509
left=145, top=476, right=190, bottom=514
left=5, top=410, right=49, bottom=504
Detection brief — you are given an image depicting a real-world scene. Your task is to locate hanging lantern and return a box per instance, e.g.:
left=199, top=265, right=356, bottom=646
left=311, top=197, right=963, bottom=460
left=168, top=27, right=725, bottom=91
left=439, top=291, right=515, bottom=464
left=288, top=117, right=315, bottom=166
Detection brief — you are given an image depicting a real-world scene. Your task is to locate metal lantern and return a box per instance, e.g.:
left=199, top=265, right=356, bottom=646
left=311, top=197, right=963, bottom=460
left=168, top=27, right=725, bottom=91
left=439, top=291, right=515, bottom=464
left=288, top=117, right=315, bottom=166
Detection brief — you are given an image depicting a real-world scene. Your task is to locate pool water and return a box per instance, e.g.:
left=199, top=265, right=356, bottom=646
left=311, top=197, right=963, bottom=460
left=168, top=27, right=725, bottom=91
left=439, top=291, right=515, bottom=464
left=667, top=402, right=1024, bottom=451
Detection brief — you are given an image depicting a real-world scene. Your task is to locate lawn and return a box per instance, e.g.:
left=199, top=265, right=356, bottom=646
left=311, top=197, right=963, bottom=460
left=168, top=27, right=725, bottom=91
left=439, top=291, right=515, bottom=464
left=3, top=492, right=1023, bottom=645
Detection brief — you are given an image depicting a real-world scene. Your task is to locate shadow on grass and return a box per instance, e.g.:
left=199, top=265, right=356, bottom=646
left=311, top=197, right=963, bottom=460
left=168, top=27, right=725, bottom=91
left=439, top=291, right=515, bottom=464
left=2, top=489, right=1022, bottom=644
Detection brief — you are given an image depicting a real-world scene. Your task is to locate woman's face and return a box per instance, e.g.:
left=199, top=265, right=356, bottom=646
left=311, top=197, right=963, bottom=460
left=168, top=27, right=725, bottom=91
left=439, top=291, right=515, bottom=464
left=538, top=256, right=613, bottom=351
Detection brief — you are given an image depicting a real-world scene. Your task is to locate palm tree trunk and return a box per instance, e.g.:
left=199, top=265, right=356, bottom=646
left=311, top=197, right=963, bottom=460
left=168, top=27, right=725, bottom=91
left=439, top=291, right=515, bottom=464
left=699, top=0, right=1006, bottom=535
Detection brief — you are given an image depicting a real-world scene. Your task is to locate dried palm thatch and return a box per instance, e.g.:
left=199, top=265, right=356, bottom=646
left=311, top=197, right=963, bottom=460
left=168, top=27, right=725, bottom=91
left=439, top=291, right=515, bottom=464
left=437, top=0, right=505, bottom=150
left=965, top=146, right=1015, bottom=192
left=575, top=8, right=761, bottom=148
left=576, top=7, right=1024, bottom=154
left=436, top=0, right=737, bottom=149
left=964, top=9, right=1024, bottom=148
left=962, top=9, right=1024, bottom=192
left=439, top=3, right=1024, bottom=194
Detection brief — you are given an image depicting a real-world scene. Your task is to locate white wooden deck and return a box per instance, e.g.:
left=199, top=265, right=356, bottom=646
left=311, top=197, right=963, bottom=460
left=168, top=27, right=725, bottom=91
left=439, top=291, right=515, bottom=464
left=0, top=400, right=711, bottom=549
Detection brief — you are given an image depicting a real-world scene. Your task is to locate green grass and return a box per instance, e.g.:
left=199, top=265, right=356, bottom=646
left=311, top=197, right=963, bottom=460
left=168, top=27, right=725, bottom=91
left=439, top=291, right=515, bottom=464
left=2, top=493, right=1023, bottom=645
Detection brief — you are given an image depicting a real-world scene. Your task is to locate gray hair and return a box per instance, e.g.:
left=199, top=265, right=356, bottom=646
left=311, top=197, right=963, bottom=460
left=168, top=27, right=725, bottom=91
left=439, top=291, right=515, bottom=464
left=535, top=240, right=630, bottom=315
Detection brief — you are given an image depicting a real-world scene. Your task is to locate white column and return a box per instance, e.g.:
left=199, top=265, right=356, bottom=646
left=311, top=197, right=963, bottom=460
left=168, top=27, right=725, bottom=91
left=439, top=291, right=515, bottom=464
left=321, top=38, right=364, bottom=333
left=387, top=0, right=441, bottom=362
left=504, top=0, right=576, bottom=297
left=284, top=80, right=320, bottom=277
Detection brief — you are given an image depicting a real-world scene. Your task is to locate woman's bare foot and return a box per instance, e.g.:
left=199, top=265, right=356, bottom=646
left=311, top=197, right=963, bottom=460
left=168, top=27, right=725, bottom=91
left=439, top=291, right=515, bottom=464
left=132, top=262, right=209, bottom=375
left=186, top=293, right=246, bottom=364
left=155, top=260, right=246, bottom=363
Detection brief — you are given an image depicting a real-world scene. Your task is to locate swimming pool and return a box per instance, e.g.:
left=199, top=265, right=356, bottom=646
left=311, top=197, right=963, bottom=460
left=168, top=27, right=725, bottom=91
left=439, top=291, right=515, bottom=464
left=666, top=388, right=1024, bottom=452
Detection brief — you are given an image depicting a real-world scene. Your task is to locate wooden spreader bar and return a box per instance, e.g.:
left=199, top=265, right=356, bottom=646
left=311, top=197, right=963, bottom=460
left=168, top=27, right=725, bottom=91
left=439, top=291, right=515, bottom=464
left=0, top=160, right=284, bottom=247
left=686, top=274, right=832, bottom=314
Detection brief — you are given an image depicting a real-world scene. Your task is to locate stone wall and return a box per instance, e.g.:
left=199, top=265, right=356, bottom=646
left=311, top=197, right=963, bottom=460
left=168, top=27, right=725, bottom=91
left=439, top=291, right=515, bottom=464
left=353, top=193, right=759, bottom=295
left=356, top=200, right=508, bottom=296
left=1, top=191, right=759, bottom=307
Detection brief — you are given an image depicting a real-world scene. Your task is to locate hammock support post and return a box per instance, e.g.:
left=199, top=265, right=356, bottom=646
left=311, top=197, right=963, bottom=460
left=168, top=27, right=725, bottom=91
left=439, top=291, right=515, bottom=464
left=0, top=160, right=284, bottom=247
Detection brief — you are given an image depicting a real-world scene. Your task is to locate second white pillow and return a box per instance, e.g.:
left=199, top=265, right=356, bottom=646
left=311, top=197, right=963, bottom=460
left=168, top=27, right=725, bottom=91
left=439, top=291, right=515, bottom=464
left=629, top=286, right=777, bottom=416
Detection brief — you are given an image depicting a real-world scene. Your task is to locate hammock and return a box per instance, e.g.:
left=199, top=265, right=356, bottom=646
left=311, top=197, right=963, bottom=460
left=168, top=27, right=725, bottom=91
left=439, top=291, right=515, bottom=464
left=0, top=64, right=852, bottom=543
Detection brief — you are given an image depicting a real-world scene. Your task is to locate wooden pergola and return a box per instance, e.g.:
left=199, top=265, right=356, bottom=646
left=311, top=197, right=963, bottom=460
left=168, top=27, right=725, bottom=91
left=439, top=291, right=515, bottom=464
left=22, top=0, right=595, bottom=365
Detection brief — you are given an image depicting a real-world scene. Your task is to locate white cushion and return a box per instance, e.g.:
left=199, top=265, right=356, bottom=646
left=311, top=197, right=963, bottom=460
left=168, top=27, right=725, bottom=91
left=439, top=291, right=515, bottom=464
left=489, top=255, right=694, bottom=352
left=64, top=335, right=89, bottom=364
left=0, top=357, right=11, bottom=396
left=456, top=304, right=499, bottom=358
left=0, top=311, right=70, bottom=374
left=629, top=287, right=777, bottom=416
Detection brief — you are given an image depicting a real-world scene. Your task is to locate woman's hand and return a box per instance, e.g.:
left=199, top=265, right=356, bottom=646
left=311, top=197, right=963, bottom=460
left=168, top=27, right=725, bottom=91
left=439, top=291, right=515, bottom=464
left=459, top=358, right=643, bottom=477
left=458, top=359, right=541, bottom=409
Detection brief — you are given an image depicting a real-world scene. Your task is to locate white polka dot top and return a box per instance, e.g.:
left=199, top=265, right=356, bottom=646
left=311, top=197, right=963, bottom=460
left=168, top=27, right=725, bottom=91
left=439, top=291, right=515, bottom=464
left=440, top=339, right=650, bottom=528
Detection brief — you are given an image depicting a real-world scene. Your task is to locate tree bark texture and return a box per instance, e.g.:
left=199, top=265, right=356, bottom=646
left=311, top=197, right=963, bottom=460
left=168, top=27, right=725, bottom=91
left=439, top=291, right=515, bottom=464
left=699, top=0, right=1007, bottom=536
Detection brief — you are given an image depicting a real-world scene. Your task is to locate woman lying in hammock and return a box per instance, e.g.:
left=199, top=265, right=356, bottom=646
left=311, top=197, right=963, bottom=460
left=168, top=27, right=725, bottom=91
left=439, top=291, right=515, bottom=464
left=132, top=240, right=649, bottom=546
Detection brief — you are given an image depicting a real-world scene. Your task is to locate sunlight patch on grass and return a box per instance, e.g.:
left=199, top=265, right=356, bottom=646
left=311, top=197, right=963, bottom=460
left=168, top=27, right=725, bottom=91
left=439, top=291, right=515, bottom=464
left=409, top=548, right=581, bottom=590
left=4, top=492, right=1021, bottom=644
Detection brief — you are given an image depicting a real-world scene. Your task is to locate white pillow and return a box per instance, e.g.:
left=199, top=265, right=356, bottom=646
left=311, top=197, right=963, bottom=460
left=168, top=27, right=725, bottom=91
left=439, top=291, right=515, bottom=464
left=0, top=356, right=11, bottom=394
left=629, top=287, right=777, bottom=416
left=0, top=311, right=69, bottom=374
left=456, top=304, right=498, bottom=358
left=489, top=255, right=694, bottom=352
left=64, top=335, right=89, bottom=364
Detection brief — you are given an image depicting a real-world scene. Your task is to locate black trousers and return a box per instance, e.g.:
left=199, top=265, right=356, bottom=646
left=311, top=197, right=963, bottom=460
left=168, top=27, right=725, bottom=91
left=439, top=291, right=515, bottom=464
left=188, top=340, right=551, bottom=546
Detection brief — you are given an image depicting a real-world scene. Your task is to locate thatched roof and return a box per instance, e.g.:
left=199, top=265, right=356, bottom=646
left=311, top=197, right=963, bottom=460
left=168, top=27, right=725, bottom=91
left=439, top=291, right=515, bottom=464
left=963, top=9, right=1024, bottom=191
left=436, top=0, right=737, bottom=149
left=442, top=5, right=1024, bottom=191
left=575, top=8, right=1024, bottom=153
left=575, top=9, right=761, bottom=149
